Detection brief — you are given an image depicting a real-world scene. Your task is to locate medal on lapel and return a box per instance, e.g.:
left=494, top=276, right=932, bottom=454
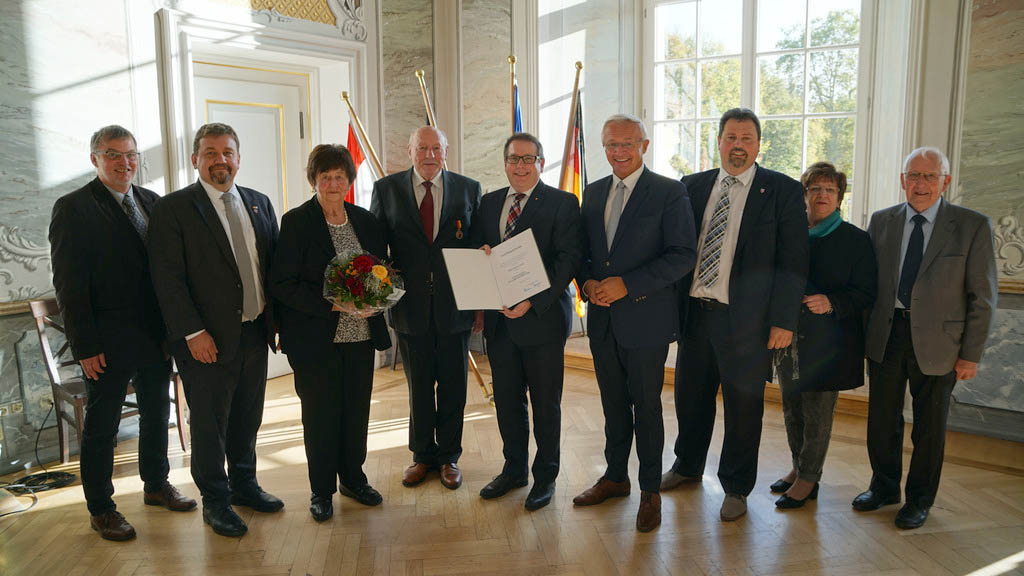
left=455, top=219, right=463, bottom=239
left=252, top=205, right=260, bottom=213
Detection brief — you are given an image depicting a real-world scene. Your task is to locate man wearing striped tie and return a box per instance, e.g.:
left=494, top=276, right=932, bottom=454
left=661, top=108, right=808, bottom=522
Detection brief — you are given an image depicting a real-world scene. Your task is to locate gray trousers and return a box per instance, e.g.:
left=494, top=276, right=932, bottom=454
left=781, top=390, right=839, bottom=483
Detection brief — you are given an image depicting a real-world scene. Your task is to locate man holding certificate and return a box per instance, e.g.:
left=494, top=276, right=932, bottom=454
left=471, top=132, right=581, bottom=511
left=573, top=114, right=697, bottom=532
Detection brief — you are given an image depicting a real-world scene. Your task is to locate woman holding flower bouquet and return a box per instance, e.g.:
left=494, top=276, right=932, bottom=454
left=271, top=144, right=393, bottom=522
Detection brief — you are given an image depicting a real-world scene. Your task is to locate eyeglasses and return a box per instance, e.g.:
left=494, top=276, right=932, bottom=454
left=97, top=150, right=140, bottom=162
left=504, top=155, right=540, bottom=165
left=807, top=185, right=839, bottom=196
left=603, top=142, right=640, bottom=151
left=904, top=171, right=943, bottom=184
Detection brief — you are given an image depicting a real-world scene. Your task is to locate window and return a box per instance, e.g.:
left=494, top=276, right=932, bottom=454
left=647, top=0, right=863, bottom=212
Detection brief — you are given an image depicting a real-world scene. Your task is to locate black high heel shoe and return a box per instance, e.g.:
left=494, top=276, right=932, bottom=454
left=770, top=479, right=794, bottom=493
left=774, top=483, right=819, bottom=509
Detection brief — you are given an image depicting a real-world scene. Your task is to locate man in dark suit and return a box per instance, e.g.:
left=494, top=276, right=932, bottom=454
left=661, top=108, right=808, bottom=522
left=49, top=125, right=197, bottom=541
left=370, top=126, right=483, bottom=490
left=148, top=123, right=281, bottom=537
left=852, top=147, right=996, bottom=529
left=472, top=132, right=581, bottom=510
left=572, top=114, right=697, bottom=532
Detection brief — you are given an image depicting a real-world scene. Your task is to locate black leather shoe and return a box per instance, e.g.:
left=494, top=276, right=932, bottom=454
left=769, top=479, right=793, bottom=493
left=851, top=489, right=900, bottom=511
left=894, top=504, right=929, bottom=529
left=524, top=481, right=555, bottom=511
left=340, top=483, right=383, bottom=506
left=203, top=506, right=247, bottom=537
left=231, top=486, right=284, bottom=513
left=480, top=474, right=528, bottom=500
left=774, top=483, right=819, bottom=509
left=310, top=494, right=333, bottom=522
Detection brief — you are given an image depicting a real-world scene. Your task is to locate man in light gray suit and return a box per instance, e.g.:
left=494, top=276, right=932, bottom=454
left=852, top=146, right=997, bottom=529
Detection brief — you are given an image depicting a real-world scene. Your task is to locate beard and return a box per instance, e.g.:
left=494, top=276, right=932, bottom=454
left=208, top=165, right=233, bottom=185
left=726, top=151, right=747, bottom=169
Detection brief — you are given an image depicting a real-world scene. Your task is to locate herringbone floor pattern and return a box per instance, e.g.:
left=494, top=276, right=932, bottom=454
left=1, top=359, right=1022, bottom=575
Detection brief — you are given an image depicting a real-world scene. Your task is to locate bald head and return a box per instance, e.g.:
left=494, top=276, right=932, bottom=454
left=408, top=126, right=448, bottom=181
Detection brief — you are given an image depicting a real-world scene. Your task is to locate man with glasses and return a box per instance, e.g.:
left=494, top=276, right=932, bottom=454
left=370, top=126, right=482, bottom=491
left=472, top=132, right=581, bottom=511
left=853, top=146, right=996, bottom=529
left=572, top=114, right=696, bottom=532
left=49, top=125, right=197, bottom=541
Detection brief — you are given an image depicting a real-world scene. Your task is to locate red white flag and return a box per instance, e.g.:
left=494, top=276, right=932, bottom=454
left=346, top=123, right=376, bottom=207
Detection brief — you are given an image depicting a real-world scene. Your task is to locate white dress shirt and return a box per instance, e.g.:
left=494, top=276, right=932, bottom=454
left=412, top=169, right=444, bottom=241
left=498, top=182, right=538, bottom=236
left=690, top=163, right=757, bottom=303
left=198, top=178, right=265, bottom=321
left=604, top=166, right=644, bottom=230
left=895, top=197, right=942, bottom=309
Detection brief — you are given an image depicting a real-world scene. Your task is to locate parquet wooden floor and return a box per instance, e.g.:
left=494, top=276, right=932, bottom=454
left=0, top=360, right=1022, bottom=576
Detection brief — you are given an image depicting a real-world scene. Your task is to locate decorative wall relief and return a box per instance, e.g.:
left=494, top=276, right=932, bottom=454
left=171, top=0, right=368, bottom=41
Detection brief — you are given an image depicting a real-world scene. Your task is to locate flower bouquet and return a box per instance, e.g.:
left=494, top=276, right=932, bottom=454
left=323, top=252, right=405, bottom=316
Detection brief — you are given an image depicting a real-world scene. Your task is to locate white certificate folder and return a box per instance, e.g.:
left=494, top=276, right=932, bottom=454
left=442, top=229, right=551, bottom=310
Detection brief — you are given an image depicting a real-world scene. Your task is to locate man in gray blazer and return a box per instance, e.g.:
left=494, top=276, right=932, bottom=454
left=852, top=146, right=997, bottom=529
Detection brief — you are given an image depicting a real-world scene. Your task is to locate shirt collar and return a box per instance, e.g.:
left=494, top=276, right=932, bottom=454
left=412, top=169, right=443, bottom=189
left=717, top=163, right=757, bottom=187
left=506, top=180, right=539, bottom=199
left=906, top=197, right=942, bottom=224
left=103, top=183, right=133, bottom=205
left=612, top=165, right=645, bottom=192
left=199, top=178, right=240, bottom=205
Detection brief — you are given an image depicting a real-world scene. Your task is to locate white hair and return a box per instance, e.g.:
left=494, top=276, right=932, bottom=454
left=409, top=125, right=448, bottom=149
left=903, top=146, right=950, bottom=174
left=602, top=114, right=648, bottom=140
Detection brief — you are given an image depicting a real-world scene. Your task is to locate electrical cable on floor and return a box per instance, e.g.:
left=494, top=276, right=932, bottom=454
left=0, top=401, right=77, bottom=517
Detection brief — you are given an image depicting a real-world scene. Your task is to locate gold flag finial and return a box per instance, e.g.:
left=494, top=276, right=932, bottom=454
left=415, top=69, right=425, bottom=79
left=575, top=61, right=583, bottom=70
left=508, top=55, right=516, bottom=64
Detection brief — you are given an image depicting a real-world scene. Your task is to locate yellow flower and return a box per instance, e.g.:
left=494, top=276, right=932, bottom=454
left=371, top=265, right=389, bottom=280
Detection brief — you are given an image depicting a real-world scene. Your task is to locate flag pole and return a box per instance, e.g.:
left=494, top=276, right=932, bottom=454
left=340, top=91, right=384, bottom=179
left=558, top=61, right=583, bottom=191
left=508, top=55, right=517, bottom=134
left=415, top=69, right=439, bottom=127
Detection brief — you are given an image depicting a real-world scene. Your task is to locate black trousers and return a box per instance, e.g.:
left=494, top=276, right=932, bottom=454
left=81, top=359, right=172, bottom=515
left=590, top=326, right=668, bottom=493
left=671, top=299, right=769, bottom=496
left=487, top=320, right=564, bottom=484
left=867, top=315, right=956, bottom=508
left=178, top=322, right=268, bottom=507
left=397, top=326, right=469, bottom=465
left=293, top=340, right=375, bottom=497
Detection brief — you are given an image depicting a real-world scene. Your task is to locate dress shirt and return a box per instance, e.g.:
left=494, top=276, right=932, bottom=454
left=604, top=166, right=644, bottom=229
left=894, top=198, right=942, bottom=309
left=689, top=163, right=757, bottom=303
left=412, top=169, right=444, bottom=241
left=104, top=184, right=149, bottom=225
left=198, top=178, right=265, bottom=320
left=498, top=182, right=538, bottom=236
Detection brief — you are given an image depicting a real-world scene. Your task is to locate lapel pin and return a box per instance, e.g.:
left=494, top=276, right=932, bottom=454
left=252, top=206, right=260, bottom=214
left=455, top=219, right=463, bottom=239
left=759, top=188, right=765, bottom=195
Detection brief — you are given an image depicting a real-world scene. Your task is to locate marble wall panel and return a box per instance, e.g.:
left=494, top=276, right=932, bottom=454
left=956, top=303, right=1024, bottom=412
left=381, top=0, right=434, bottom=174
left=461, top=0, right=511, bottom=193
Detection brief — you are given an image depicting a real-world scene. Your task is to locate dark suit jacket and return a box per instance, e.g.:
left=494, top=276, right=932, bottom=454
left=271, top=196, right=392, bottom=370
left=865, top=200, right=996, bottom=374
left=148, top=180, right=279, bottom=363
left=472, top=180, right=582, bottom=347
left=48, top=178, right=167, bottom=368
left=680, top=165, right=808, bottom=354
left=578, top=167, right=697, bottom=349
left=370, top=168, right=482, bottom=336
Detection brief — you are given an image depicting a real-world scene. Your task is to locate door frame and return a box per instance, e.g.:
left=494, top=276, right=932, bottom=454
left=154, top=7, right=379, bottom=194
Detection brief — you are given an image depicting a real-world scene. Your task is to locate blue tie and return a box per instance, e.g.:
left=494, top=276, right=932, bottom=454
left=898, top=214, right=926, bottom=309
left=122, top=193, right=147, bottom=241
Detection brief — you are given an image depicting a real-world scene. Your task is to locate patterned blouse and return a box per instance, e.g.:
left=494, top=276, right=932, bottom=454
left=326, top=220, right=371, bottom=343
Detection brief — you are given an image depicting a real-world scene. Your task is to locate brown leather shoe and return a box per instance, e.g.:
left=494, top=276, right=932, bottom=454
left=572, top=477, right=631, bottom=506
left=403, top=462, right=431, bottom=487
left=439, top=463, right=462, bottom=490
left=90, top=510, right=136, bottom=541
left=144, top=482, right=198, bottom=512
left=636, top=491, right=661, bottom=532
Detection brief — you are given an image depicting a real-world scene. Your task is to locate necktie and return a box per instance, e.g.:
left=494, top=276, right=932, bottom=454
left=503, top=192, right=526, bottom=241
left=420, top=181, right=434, bottom=244
left=606, top=181, right=626, bottom=250
left=221, top=193, right=260, bottom=320
left=897, top=213, right=927, bottom=309
left=122, top=193, right=147, bottom=241
left=697, top=175, right=738, bottom=287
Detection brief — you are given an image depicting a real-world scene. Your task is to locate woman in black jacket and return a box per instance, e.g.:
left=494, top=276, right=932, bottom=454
left=773, top=161, right=877, bottom=509
left=271, top=144, right=391, bottom=522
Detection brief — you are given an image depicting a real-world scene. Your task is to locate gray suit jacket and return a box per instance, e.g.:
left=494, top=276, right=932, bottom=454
left=865, top=200, right=997, bottom=375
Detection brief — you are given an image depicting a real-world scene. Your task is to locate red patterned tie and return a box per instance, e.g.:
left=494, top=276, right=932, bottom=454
left=420, top=181, right=434, bottom=244
left=503, top=193, right=525, bottom=241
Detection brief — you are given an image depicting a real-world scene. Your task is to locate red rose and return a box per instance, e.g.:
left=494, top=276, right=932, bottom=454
left=345, top=276, right=365, bottom=297
left=352, top=255, right=374, bottom=274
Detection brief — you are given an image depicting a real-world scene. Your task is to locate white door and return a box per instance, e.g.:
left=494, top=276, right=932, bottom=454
left=193, top=61, right=312, bottom=378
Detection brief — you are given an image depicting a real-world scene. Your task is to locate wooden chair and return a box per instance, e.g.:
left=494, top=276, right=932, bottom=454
left=29, top=298, right=189, bottom=464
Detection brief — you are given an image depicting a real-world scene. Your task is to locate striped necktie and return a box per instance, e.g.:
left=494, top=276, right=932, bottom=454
left=503, top=192, right=525, bottom=241
left=697, top=175, right=738, bottom=287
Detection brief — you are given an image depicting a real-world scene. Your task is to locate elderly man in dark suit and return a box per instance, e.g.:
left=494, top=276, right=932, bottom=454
left=149, top=123, right=281, bottom=538
left=852, top=146, right=996, bottom=529
left=661, top=108, right=808, bottom=522
left=49, top=125, right=197, bottom=541
left=473, top=132, right=581, bottom=511
left=370, top=126, right=483, bottom=490
left=572, top=114, right=697, bottom=532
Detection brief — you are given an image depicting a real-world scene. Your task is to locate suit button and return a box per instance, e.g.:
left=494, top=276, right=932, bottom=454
left=237, top=283, right=242, bottom=289
left=236, top=309, right=242, bottom=315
